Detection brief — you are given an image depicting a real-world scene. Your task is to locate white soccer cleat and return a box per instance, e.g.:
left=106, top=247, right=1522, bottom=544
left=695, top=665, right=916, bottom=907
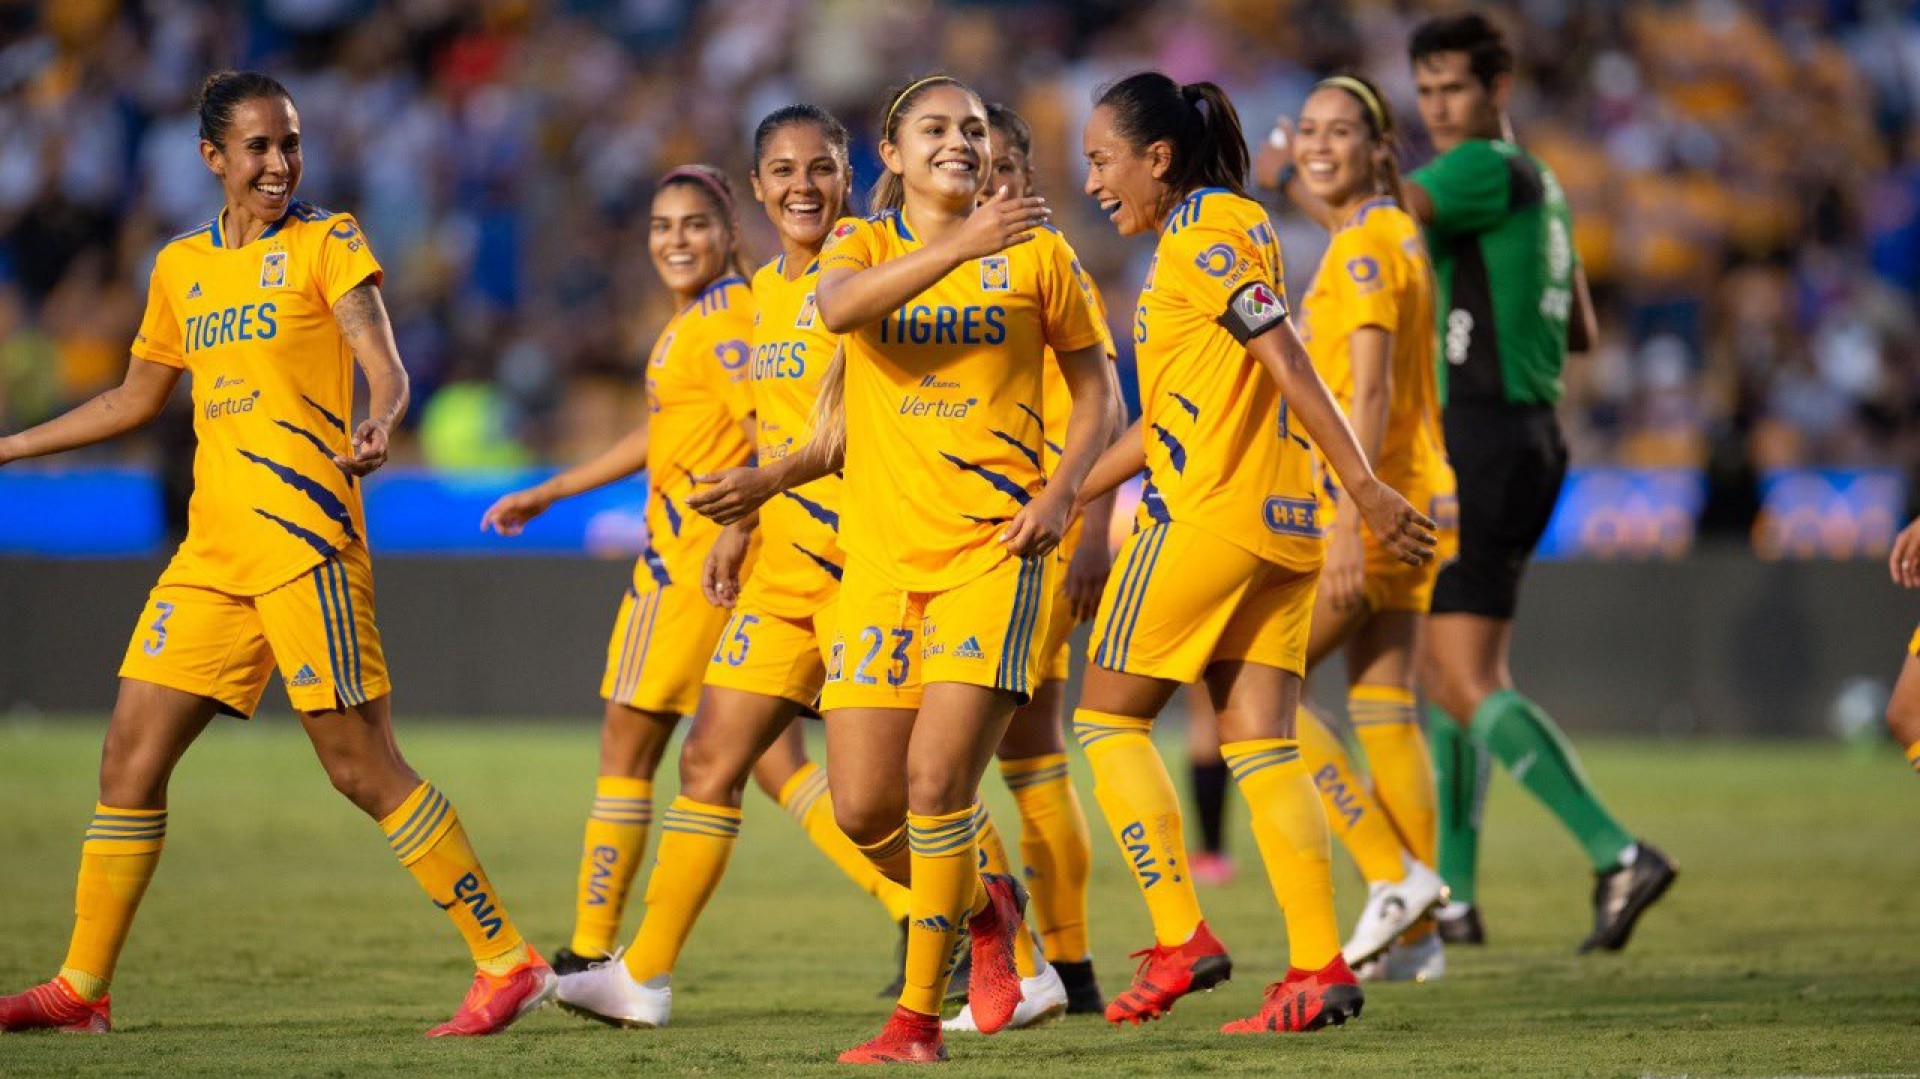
left=943, top=961, right=1068, bottom=1032
left=554, top=951, right=671, bottom=1029
left=1343, top=855, right=1449, bottom=968
left=1381, top=930, right=1446, bottom=982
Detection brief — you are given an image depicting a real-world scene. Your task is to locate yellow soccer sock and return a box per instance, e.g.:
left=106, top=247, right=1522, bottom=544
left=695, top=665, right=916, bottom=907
left=855, top=822, right=914, bottom=889
left=59, top=804, right=166, bottom=1001
left=899, top=807, right=979, bottom=1016
left=1297, top=706, right=1409, bottom=884
left=779, top=762, right=913, bottom=923
left=624, top=798, right=743, bottom=983
left=1222, top=739, right=1342, bottom=971
left=1907, top=742, right=1920, bottom=773
left=381, top=783, right=528, bottom=970
left=570, top=776, right=652, bottom=959
left=970, top=805, right=1039, bottom=978
left=1351, top=686, right=1438, bottom=866
left=1073, top=709, right=1203, bottom=947
left=1001, top=753, right=1092, bottom=962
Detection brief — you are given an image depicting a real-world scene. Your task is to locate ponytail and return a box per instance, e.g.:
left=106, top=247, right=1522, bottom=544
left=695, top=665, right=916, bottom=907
left=804, top=342, right=847, bottom=461
left=1096, top=72, right=1251, bottom=200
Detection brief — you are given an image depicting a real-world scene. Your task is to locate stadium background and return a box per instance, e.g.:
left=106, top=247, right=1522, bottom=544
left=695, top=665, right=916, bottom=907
left=0, top=0, right=1916, bottom=739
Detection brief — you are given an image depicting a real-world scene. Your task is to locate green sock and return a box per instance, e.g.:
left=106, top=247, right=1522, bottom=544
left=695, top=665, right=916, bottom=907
left=1428, top=707, right=1486, bottom=905
left=1468, top=690, right=1633, bottom=872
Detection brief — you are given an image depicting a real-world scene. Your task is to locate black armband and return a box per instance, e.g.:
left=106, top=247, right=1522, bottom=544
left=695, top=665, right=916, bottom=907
left=1216, top=281, right=1289, bottom=344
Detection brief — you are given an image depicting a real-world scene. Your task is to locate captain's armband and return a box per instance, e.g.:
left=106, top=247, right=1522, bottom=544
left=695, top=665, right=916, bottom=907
left=1216, top=280, right=1289, bottom=344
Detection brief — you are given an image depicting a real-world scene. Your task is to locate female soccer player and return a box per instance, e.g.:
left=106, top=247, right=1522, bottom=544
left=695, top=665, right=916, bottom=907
left=691, top=75, right=1121, bottom=1063
left=0, top=71, right=552, bottom=1037
left=483, top=163, right=863, bottom=976
left=552, top=105, right=913, bottom=1028
left=1074, top=71, right=1434, bottom=1033
left=1285, top=75, right=1457, bottom=979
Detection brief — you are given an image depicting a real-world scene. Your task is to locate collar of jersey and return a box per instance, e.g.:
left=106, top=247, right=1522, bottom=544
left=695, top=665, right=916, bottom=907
left=1160, top=186, right=1230, bottom=233
left=208, top=203, right=300, bottom=249
left=685, top=272, right=747, bottom=310
left=771, top=254, right=822, bottom=279
left=1343, top=197, right=1397, bottom=230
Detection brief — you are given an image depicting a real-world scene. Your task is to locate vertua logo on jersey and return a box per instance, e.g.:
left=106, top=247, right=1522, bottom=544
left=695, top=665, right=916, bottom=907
left=260, top=251, right=287, bottom=289
left=980, top=256, right=1010, bottom=292
left=796, top=292, right=817, bottom=328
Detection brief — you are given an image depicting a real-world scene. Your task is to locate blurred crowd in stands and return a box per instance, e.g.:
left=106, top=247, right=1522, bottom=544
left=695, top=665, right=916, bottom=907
left=0, top=0, right=1915, bottom=531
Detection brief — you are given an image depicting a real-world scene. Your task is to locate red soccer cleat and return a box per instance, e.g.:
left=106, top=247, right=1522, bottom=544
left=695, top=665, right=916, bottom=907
left=1104, top=921, right=1233, bottom=1024
left=0, top=977, right=111, bottom=1033
left=1220, top=956, right=1365, bottom=1034
left=963, top=873, right=1027, bottom=1035
left=426, top=949, right=557, bottom=1037
left=838, top=1005, right=948, bottom=1065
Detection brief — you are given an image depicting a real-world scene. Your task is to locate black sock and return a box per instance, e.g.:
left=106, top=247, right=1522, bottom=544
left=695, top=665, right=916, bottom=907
left=1190, top=758, right=1230, bottom=854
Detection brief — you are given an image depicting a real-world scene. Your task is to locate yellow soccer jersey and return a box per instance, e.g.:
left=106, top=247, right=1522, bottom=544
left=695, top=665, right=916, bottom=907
left=821, top=212, right=1104, bottom=591
left=1040, top=269, right=1116, bottom=555
left=1298, top=199, right=1451, bottom=508
left=748, top=251, right=844, bottom=615
left=640, top=274, right=755, bottom=589
left=1131, top=187, right=1321, bottom=571
left=130, top=201, right=383, bottom=596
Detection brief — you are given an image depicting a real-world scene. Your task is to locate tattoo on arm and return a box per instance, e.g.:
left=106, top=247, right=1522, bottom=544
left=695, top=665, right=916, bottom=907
left=333, top=282, right=381, bottom=339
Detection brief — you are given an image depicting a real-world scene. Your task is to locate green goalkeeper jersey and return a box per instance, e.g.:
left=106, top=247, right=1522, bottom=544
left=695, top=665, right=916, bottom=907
left=1409, top=138, right=1576, bottom=407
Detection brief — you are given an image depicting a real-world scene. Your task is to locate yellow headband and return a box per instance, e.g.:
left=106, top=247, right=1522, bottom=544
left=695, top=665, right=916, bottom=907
left=884, top=75, right=957, bottom=135
left=1316, top=75, right=1389, bottom=136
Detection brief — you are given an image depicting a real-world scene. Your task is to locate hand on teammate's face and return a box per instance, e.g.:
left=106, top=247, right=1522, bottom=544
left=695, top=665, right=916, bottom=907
left=952, top=185, right=1050, bottom=261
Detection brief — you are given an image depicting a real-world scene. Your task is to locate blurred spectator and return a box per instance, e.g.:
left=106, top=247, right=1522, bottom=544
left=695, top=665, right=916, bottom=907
left=0, top=0, right=1913, bottom=527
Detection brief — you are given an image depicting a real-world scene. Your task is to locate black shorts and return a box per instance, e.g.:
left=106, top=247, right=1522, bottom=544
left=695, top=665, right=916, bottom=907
left=1429, top=403, right=1567, bottom=620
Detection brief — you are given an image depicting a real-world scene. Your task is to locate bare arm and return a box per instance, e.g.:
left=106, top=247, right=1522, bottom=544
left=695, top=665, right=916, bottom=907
left=686, top=420, right=843, bottom=527
left=331, top=280, right=409, bottom=477
left=1567, top=263, right=1597, bottom=354
left=1077, top=418, right=1145, bottom=506
left=815, top=188, right=1049, bottom=334
left=0, top=357, right=180, bottom=465
left=1001, top=342, right=1119, bottom=556
left=1345, top=326, right=1392, bottom=467
left=1246, top=321, right=1434, bottom=564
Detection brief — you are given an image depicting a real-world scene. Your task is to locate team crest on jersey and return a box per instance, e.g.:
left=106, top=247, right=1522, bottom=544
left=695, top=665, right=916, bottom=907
left=260, top=251, right=287, bottom=289
left=796, top=292, right=817, bottom=328
left=980, top=256, right=1010, bottom=292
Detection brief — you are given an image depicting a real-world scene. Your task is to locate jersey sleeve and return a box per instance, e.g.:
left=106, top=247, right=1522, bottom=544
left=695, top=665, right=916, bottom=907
left=314, top=213, right=385, bottom=306
left=1039, top=233, right=1106, bottom=355
left=819, top=217, right=877, bottom=274
left=1410, top=141, right=1511, bottom=236
left=706, top=307, right=755, bottom=424
left=129, top=252, right=183, bottom=368
left=1168, top=216, right=1290, bottom=343
left=1330, top=226, right=1400, bottom=333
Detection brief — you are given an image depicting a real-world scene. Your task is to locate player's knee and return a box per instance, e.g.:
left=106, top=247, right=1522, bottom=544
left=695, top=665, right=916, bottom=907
left=678, top=738, right=747, bottom=805
left=904, top=763, right=973, bottom=817
left=1887, top=694, right=1920, bottom=746
left=833, top=794, right=904, bottom=847
left=96, top=741, right=168, bottom=809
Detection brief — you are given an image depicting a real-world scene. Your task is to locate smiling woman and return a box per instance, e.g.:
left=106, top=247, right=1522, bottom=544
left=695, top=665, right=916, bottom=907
left=0, top=69, right=557, bottom=1037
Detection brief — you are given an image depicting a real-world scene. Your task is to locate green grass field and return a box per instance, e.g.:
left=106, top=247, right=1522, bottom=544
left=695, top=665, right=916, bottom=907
left=2, top=716, right=1917, bottom=1077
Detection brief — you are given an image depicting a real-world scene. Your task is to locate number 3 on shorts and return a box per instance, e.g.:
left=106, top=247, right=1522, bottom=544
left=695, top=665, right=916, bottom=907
left=142, top=601, right=176, bottom=656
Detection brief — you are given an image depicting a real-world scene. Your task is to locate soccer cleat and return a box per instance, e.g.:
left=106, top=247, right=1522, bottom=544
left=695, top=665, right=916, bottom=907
left=838, top=1005, right=948, bottom=1064
left=1052, top=958, right=1105, bottom=1015
left=963, top=873, right=1027, bottom=1034
left=1579, top=841, right=1678, bottom=954
left=1357, top=931, right=1446, bottom=984
left=944, top=960, right=1068, bottom=1032
left=1434, top=901, right=1485, bottom=945
left=878, top=919, right=909, bottom=999
left=426, top=950, right=557, bottom=1037
left=1342, top=856, right=1449, bottom=967
left=1104, top=921, right=1233, bottom=1025
left=550, top=946, right=603, bottom=977
left=0, top=977, right=111, bottom=1033
left=554, top=951, right=671, bottom=1029
left=1190, top=851, right=1236, bottom=887
left=1221, top=957, right=1364, bottom=1034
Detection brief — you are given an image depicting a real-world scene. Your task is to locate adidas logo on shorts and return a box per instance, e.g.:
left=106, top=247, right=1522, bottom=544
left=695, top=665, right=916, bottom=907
left=954, top=637, right=985, bottom=660
left=289, top=664, right=321, bottom=688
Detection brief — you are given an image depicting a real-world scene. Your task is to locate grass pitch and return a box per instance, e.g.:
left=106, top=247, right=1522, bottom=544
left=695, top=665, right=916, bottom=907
left=1, top=716, right=1916, bottom=1077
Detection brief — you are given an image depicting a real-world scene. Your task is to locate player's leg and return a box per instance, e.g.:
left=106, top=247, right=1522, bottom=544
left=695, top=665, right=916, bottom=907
left=1184, top=687, right=1233, bottom=884
left=0, top=678, right=218, bottom=1033
left=751, top=720, right=915, bottom=925
left=1888, top=631, right=1920, bottom=773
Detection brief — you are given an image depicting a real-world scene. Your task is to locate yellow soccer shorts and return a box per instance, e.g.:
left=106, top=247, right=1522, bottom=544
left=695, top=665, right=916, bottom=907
left=1360, top=491, right=1460, bottom=613
left=118, top=541, right=390, bottom=717
left=1908, top=624, right=1920, bottom=656
left=1088, top=520, right=1319, bottom=682
left=1040, top=560, right=1081, bottom=684
left=820, top=553, right=1054, bottom=712
left=704, top=587, right=838, bottom=707
left=601, top=576, right=733, bottom=717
